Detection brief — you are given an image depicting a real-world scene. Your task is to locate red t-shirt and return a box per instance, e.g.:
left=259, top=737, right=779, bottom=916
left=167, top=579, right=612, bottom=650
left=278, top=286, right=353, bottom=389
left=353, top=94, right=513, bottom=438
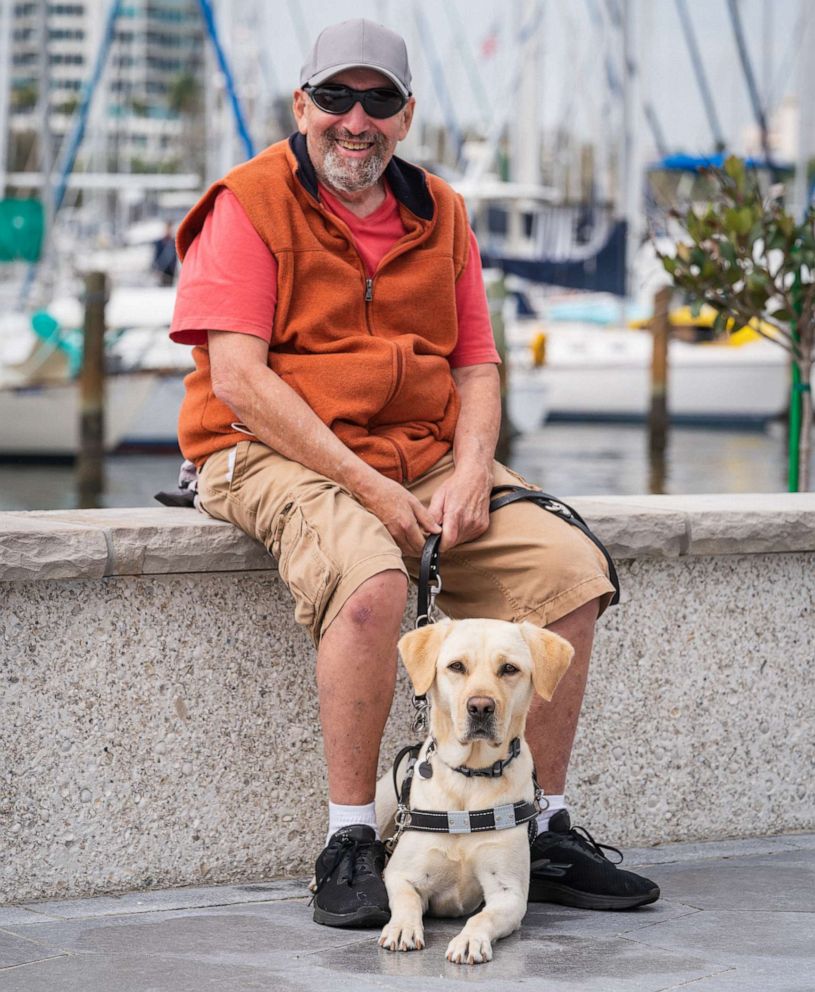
left=170, top=186, right=499, bottom=369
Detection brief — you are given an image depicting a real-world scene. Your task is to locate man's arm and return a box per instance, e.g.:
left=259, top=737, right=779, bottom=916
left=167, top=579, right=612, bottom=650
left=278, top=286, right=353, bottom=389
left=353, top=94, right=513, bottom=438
left=428, top=362, right=501, bottom=551
left=208, top=330, right=440, bottom=555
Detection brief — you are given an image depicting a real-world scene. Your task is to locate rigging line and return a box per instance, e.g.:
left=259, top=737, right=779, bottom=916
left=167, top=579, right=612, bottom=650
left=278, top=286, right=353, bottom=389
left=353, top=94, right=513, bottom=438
left=413, top=1, right=463, bottom=167
left=674, top=0, right=726, bottom=151
left=552, top=5, right=598, bottom=156
left=725, top=0, right=771, bottom=163
left=597, top=0, right=669, bottom=157
left=581, top=0, right=615, bottom=199
left=441, top=0, right=493, bottom=132
left=766, top=1, right=810, bottom=118
left=196, top=0, right=256, bottom=161
left=462, top=1, right=545, bottom=185
left=287, top=0, right=311, bottom=59
left=17, top=0, right=123, bottom=310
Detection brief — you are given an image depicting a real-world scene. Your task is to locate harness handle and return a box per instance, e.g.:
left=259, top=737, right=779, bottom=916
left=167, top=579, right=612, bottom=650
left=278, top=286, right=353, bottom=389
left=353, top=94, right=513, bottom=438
left=416, top=531, right=442, bottom=628
left=414, top=485, right=620, bottom=622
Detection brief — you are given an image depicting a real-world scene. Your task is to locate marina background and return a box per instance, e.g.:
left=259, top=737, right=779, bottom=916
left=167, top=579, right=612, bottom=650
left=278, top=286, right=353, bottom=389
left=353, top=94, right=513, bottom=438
left=0, top=0, right=813, bottom=505
left=1, top=421, right=811, bottom=511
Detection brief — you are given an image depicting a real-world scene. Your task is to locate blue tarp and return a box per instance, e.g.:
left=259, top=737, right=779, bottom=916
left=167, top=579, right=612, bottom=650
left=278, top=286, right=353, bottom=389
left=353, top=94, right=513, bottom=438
left=647, top=153, right=793, bottom=174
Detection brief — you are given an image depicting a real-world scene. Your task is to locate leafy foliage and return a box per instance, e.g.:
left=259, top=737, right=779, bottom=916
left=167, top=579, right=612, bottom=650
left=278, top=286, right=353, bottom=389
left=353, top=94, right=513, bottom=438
left=657, top=155, right=814, bottom=490
left=656, top=155, right=815, bottom=367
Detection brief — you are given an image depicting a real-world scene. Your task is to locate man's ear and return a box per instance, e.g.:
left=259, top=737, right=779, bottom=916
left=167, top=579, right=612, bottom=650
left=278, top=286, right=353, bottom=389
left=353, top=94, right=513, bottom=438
left=292, top=89, right=308, bottom=134
left=519, top=622, right=574, bottom=701
left=398, top=622, right=450, bottom=696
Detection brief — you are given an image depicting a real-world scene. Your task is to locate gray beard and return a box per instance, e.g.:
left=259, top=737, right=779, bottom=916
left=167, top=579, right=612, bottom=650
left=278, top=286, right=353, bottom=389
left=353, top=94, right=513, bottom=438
left=317, top=131, right=389, bottom=194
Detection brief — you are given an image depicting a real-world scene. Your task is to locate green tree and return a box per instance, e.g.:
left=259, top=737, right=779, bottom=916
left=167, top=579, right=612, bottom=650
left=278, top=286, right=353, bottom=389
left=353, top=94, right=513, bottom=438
left=167, top=71, right=201, bottom=117
left=658, top=156, right=815, bottom=491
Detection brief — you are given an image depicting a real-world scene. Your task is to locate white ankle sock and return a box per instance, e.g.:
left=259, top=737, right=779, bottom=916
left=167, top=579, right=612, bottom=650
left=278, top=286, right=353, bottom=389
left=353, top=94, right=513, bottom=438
left=536, top=794, right=566, bottom=835
left=327, top=801, right=379, bottom=844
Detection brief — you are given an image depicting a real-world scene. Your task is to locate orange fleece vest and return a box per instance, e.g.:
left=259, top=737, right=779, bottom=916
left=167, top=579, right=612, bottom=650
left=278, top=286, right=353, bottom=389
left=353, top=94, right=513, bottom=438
left=176, top=134, right=471, bottom=481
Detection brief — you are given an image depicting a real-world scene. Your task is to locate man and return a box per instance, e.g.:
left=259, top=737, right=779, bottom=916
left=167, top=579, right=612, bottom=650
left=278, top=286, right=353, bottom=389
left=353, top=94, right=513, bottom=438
left=169, top=18, right=659, bottom=928
left=152, top=223, right=177, bottom=286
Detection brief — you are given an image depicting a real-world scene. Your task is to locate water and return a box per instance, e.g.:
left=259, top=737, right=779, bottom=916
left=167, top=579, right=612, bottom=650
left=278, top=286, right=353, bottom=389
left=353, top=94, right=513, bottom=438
left=0, top=422, right=807, bottom=512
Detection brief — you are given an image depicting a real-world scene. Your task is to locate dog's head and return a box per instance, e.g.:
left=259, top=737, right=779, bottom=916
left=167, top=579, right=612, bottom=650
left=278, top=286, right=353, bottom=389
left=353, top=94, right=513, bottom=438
left=398, top=619, right=574, bottom=748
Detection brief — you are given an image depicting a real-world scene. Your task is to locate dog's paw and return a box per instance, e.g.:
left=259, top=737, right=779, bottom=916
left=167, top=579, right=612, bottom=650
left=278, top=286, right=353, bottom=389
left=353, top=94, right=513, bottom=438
left=379, top=920, right=425, bottom=952
left=446, top=931, right=493, bottom=965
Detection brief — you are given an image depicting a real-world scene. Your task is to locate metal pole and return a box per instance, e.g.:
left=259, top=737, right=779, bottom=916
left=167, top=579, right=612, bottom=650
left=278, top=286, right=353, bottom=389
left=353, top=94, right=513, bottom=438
left=792, top=0, right=814, bottom=218
left=77, top=271, right=107, bottom=509
left=648, top=285, right=671, bottom=493
left=0, top=0, right=12, bottom=198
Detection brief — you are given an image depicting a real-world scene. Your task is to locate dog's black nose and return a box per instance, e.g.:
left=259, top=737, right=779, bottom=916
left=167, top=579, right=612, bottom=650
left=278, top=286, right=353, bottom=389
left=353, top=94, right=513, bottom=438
left=467, top=696, right=496, bottom=717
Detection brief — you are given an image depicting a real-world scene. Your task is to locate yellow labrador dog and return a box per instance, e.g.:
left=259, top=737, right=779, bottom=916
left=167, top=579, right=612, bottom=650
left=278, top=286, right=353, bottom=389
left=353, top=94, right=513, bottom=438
left=377, top=618, right=574, bottom=965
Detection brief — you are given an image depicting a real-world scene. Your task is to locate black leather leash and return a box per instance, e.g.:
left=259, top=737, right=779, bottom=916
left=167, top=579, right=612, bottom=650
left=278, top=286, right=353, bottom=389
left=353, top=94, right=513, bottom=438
left=416, top=484, right=619, bottom=622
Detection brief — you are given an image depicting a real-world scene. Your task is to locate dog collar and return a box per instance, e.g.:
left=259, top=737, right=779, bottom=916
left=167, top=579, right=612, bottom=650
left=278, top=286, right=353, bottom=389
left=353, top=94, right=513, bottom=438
left=449, top=736, right=523, bottom=778
left=416, top=736, right=523, bottom=779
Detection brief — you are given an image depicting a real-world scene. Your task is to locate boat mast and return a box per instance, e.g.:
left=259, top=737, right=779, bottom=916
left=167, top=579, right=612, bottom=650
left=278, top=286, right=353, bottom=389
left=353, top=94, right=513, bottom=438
left=618, top=0, right=636, bottom=302
left=792, top=0, right=814, bottom=217
left=0, top=0, right=11, bottom=199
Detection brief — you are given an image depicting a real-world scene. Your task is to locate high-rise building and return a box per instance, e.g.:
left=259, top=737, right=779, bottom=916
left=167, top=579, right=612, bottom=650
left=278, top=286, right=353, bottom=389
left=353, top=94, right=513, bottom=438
left=9, top=0, right=205, bottom=173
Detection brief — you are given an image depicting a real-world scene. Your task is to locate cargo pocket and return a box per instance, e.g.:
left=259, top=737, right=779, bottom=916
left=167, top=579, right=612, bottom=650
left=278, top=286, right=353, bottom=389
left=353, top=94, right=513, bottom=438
left=271, top=501, right=338, bottom=636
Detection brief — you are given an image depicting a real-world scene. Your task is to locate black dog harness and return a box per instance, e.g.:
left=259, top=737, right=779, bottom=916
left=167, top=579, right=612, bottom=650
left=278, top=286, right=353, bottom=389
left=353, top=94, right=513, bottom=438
left=387, top=742, right=540, bottom=848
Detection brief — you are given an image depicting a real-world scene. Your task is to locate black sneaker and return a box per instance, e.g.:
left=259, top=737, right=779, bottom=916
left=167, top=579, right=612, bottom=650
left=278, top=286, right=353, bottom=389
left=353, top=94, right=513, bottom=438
left=529, top=810, right=660, bottom=910
left=311, top=824, right=390, bottom=928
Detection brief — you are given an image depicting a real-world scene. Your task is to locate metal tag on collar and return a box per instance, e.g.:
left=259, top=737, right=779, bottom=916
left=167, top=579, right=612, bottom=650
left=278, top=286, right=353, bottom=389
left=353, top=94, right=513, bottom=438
left=417, top=738, right=436, bottom=778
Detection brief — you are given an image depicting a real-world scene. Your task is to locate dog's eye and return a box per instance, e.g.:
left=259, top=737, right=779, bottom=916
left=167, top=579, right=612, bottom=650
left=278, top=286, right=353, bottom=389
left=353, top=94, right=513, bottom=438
left=500, top=663, right=519, bottom=676
left=447, top=661, right=466, bottom=674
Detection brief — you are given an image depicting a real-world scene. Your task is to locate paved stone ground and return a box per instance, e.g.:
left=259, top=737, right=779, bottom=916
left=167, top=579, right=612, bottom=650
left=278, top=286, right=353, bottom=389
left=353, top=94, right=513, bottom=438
left=1, top=832, right=812, bottom=991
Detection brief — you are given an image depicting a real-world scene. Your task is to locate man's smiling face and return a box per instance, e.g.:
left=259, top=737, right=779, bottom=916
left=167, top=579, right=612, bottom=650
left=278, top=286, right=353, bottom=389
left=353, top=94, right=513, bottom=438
left=293, top=67, right=414, bottom=197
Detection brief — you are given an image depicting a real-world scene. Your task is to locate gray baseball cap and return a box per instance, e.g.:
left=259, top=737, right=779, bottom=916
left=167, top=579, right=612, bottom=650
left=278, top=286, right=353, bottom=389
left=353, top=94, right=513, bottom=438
left=300, top=19, right=412, bottom=98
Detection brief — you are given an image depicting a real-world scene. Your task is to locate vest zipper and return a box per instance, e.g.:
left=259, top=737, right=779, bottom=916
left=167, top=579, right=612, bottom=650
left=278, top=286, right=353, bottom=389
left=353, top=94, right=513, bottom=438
left=364, top=278, right=373, bottom=302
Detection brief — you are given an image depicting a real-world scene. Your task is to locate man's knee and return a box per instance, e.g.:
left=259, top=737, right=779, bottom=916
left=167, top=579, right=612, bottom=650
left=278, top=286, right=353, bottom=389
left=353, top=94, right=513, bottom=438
left=340, top=570, right=408, bottom=631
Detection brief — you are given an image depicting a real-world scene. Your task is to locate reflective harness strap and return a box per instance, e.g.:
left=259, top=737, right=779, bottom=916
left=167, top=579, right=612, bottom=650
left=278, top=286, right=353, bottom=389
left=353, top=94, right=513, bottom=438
left=390, top=743, right=539, bottom=844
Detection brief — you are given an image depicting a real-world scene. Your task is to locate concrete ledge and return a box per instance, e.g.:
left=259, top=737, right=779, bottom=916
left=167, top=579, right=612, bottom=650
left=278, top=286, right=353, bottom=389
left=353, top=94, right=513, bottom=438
left=2, top=495, right=814, bottom=904
left=0, top=508, right=274, bottom=580
left=3, top=494, right=815, bottom=582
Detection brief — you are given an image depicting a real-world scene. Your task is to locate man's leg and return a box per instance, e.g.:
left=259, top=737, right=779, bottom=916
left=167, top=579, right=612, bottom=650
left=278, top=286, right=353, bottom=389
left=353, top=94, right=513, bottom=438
left=525, top=597, right=600, bottom=794
left=310, top=569, right=407, bottom=928
left=197, top=444, right=408, bottom=927
left=317, top=569, right=408, bottom=805
left=526, top=598, right=659, bottom=910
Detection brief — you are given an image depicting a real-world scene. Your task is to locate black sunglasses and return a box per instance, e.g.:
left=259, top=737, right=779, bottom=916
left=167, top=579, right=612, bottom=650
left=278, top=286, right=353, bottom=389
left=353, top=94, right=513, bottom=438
left=303, top=83, right=407, bottom=120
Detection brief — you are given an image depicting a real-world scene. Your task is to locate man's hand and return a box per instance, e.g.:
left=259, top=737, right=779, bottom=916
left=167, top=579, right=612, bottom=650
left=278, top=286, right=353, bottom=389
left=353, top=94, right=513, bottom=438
left=428, top=460, right=494, bottom=551
left=355, top=474, right=441, bottom=556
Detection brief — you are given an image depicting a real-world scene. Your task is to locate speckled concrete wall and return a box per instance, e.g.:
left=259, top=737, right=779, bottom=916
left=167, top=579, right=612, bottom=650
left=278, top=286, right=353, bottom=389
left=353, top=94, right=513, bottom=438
left=2, top=550, right=813, bottom=903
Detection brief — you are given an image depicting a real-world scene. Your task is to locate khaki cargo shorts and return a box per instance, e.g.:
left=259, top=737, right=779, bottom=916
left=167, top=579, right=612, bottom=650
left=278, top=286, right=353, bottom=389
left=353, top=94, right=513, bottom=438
left=198, top=442, right=616, bottom=646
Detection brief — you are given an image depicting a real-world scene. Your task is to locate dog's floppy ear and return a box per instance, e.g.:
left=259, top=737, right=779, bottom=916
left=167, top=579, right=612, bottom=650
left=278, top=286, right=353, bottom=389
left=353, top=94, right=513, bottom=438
left=519, top=623, right=575, bottom=701
left=398, top=622, right=450, bottom=696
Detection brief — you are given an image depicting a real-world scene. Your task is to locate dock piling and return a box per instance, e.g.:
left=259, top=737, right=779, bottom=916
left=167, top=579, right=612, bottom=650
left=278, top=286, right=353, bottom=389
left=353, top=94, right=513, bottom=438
left=77, top=271, right=107, bottom=508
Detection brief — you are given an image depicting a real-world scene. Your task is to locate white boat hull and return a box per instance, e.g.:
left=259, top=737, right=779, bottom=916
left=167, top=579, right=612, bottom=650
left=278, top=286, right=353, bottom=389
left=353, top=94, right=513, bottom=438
left=509, top=325, right=794, bottom=428
left=0, top=373, right=166, bottom=456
